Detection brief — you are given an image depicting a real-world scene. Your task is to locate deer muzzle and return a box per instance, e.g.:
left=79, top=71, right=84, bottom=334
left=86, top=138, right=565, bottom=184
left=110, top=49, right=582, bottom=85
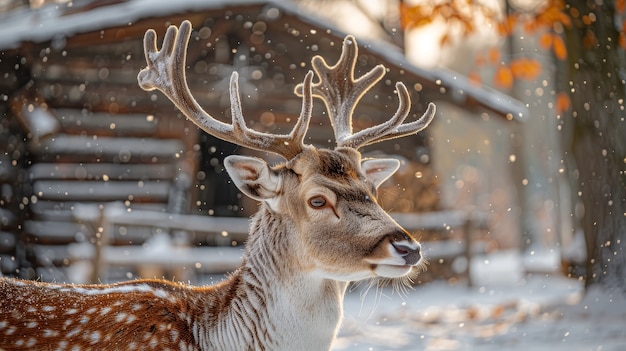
left=389, top=230, right=421, bottom=266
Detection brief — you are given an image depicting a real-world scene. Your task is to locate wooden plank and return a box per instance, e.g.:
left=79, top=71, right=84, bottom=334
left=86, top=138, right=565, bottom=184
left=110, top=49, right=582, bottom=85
left=0, top=208, right=16, bottom=228
left=24, top=220, right=152, bottom=245
left=30, top=201, right=168, bottom=222
left=68, top=243, right=243, bottom=273
left=102, top=206, right=250, bottom=237
left=29, top=135, right=184, bottom=161
left=53, top=109, right=158, bottom=135
left=23, top=220, right=89, bottom=244
left=32, top=245, right=73, bottom=265
left=33, top=180, right=171, bottom=202
left=0, top=254, right=19, bottom=274
left=27, top=163, right=176, bottom=181
left=28, top=201, right=77, bottom=222
left=0, top=231, right=16, bottom=252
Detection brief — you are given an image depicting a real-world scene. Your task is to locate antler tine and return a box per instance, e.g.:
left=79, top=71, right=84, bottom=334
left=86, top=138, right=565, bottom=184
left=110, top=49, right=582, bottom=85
left=339, top=81, right=412, bottom=148
left=229, top=70, right=315, bottom=159
left=362, top=101, right=436, bottom=147
left=295, top=35, right=436, bottom=150
left=138, top=20, right=313, bottom=160
left=296, top=35, right=386, bottom=146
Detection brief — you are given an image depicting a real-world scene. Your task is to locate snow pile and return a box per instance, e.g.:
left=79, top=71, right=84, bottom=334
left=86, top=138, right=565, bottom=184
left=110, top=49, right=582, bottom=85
left=334, top=250, right=626, bottom=351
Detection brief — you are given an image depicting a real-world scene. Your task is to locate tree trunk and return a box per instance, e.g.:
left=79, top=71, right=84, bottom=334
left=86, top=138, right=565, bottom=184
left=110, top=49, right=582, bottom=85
left=560, top=0, right=626, bottom=294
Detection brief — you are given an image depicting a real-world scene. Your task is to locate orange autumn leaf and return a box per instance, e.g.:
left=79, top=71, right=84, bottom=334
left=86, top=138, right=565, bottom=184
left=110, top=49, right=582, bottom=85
left=522, top=20, right=538, bottom=34
left=555, top=92, right=571, bottom=114
left=498, top=14, right=517, bottom=36
left=552, top=35, right=567, bottom=60
left=535, top=0, right=569, bottom=27
left=583, top=30, right=598, bottom=49
left=619, top=31, right=626, bottom=50
left=400, top=3, right=432, bottom=29
left=510, top=58, right=543, bottom=81
left=494, top=66, right=514, bottom=89
left=539, top=32, right=553, bottom=49
left=581, top=14, right=592, bottom=25
left=487, top=47, right=501, bottom=64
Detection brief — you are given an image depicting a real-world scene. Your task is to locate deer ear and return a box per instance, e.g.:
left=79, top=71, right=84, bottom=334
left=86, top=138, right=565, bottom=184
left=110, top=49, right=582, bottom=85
left=361, top=158, right=400, bottom=189
left=224, top=155, right=281, bottom=201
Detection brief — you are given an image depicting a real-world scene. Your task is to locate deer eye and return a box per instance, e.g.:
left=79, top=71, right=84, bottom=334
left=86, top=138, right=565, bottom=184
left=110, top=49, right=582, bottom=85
left=308, top=196, right=327, bottom=208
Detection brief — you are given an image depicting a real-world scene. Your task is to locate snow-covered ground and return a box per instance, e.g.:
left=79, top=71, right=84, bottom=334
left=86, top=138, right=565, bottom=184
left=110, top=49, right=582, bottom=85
left=334, top=250, right=626, bottom=351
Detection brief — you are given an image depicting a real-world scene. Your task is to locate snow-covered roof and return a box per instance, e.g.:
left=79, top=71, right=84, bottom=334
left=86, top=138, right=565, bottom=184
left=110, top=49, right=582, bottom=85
left=0, top=0, right=257, bottom=48
left=0, top=0, right=527, bottom=121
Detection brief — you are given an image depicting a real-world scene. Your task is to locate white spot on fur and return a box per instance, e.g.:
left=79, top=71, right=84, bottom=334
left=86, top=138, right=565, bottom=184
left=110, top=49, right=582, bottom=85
left=43, top=329, right=59, bottom=337
left=67, top=327, right=82, bottom=338
left=115, top=312, right=128, bottom=323
left=89, top=331, right=101, bottom=344
left=153, top=288, right=177, bottom=302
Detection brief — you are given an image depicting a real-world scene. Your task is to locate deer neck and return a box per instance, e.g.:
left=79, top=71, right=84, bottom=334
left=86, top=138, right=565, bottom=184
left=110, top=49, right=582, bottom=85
left=199, top=205, right=348, bottom=350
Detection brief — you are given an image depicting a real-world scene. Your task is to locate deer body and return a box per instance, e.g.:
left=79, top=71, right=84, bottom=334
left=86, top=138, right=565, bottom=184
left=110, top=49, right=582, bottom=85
left=0, top=274, right=342, bottom=351
left=1, top=207, right=346, bottom=350
left=1, top=20, right=436, bottom=350
left=1, top=149, right=406, bottom=351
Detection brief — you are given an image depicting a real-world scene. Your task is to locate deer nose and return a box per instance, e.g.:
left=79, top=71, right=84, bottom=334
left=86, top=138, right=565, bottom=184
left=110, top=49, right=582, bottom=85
left=389, top=231, right=421, bottom=265
left=391, top=242, right=421, bottom=265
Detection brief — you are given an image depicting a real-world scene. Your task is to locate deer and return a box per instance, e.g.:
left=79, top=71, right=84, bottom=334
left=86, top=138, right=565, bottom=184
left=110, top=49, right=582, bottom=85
left=0, top=20, right=436, bottom=351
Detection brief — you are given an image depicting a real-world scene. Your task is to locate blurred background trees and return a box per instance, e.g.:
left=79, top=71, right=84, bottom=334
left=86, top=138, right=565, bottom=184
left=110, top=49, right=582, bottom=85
left=399, top=0, right=626, bottom=293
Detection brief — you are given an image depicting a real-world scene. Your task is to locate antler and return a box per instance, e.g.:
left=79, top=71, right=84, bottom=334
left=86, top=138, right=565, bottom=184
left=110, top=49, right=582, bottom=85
left=138, top=20, right=313, bottom=160
left=295, top=35, right=436, bottom=149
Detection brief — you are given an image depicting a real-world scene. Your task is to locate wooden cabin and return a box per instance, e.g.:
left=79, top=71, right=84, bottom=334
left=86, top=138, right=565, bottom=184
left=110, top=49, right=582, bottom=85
left=0, top=0, right=526, bottom=283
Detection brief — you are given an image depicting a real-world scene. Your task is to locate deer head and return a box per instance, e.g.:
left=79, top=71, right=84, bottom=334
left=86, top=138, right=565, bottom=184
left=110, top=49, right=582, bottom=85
left=138, top=20, right=435, bottom=282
